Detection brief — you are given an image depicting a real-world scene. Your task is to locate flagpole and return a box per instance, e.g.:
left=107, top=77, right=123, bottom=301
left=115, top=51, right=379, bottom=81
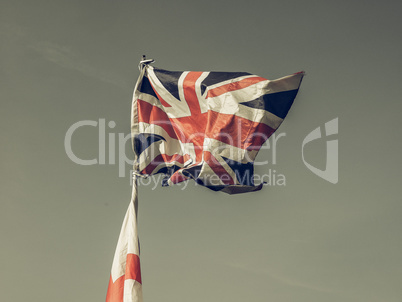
left=106, top=57, right=150, bottom=302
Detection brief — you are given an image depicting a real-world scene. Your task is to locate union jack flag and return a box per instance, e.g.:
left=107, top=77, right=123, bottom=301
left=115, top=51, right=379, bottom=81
left=132, top=65, right=304, bottom=194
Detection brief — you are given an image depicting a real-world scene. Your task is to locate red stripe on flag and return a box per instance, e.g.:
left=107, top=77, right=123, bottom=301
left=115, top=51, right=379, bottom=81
left=183, top=72, right=204, bottom=116
left=203, top=151, right=235, bottom=185
left=125, top=254, right=142, bottom=284
left=137, top=99, right=177, bottom=139
left=143, top=154, right=190, bottom=175
left=245, top=122, right=275, bottom=152
left=169, top=171, right=188, bottom=184
left=106, top=274, right=124, bottom=302
left=206, top=76, right=267, bottom=98
left=205, top=111, right=275, bottom=150
left=105, top=253, right=141, bottom=302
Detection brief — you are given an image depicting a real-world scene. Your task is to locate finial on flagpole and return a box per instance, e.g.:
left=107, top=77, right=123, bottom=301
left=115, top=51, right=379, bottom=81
left=138, top=55, right=155, bottom=70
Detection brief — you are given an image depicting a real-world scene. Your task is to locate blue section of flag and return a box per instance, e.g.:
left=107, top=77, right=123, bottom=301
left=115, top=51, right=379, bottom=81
left=153, top=69, right=182, bottom=101
left=139, top=76, right=158, bottom=99
left=201, top=71, right=251, bottom=95
left=241, top=89, right=299, bottom=119
left=222, top=156, right=255, bottom=186
left=134, top=133, right=165, bottom=156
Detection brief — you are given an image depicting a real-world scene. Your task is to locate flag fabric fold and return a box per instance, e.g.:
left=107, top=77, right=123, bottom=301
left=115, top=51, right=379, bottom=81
left=132, top=64, right=304, bottom=194
left=106, top=177, right=143, bottom=302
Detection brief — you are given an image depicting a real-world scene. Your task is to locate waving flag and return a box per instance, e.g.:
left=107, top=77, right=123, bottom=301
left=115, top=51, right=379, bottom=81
left=132, top=65, right=304, bottom=194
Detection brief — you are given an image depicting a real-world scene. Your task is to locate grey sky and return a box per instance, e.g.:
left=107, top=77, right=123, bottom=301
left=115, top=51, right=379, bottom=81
left=1, top=0, right=402, bottom=301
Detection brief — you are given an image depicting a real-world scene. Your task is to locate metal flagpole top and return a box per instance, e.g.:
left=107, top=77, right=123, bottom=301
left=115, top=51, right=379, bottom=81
left=138, top=55, right=155, bottom=70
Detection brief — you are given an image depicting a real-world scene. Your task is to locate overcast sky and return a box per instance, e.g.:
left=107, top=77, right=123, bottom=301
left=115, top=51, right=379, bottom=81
left=1, top=1, right=402, bottom=301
